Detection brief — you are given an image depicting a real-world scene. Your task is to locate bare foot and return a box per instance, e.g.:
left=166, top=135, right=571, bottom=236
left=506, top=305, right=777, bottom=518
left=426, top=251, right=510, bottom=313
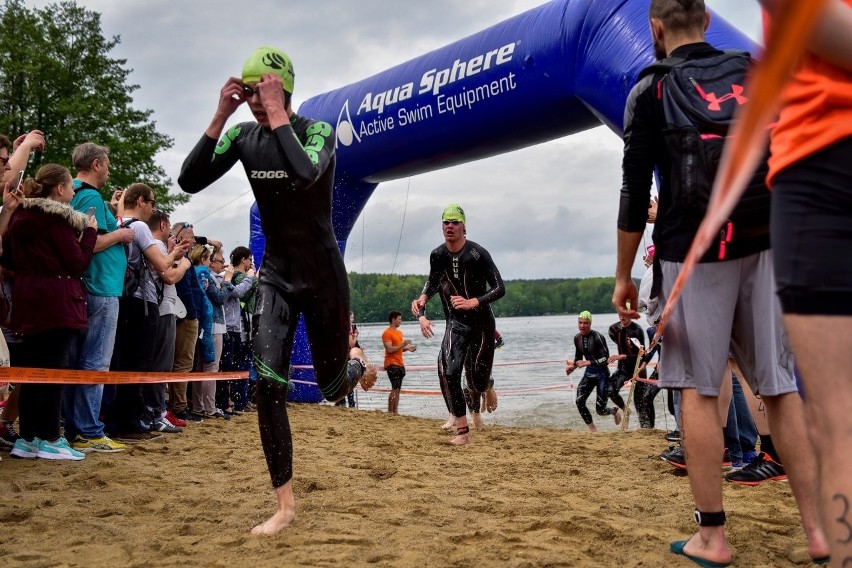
left=587, top=423, right=598, bottom=433
left=484, top=388, right=498, bottom=413
left=441, top=414, right=455, bottom=431
left=679, top=532, right=732, bottom=566
left=471, top=412, right=485, bottom=431
left=251, top=483, right=295, bottom=535
left=359, top=360, right=377, bottom=391
left=251, top=509, right=296, bottom=535
left=613, top=408, right=623, bottom=426
left=449, top=433, right=470, bottom=445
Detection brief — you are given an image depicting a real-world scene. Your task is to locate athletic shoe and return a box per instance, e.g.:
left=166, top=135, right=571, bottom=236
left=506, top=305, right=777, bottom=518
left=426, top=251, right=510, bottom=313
left=165, top=410, right=187, bottom=428
left=223, top=407, right=242, bottom=417
left=113, top=431, right=164, bottom=443
left=206, top=409, right=231, bottom=421
left=72, top=435, right=127, bottom=453
left=187, top=411, right=206, bottom=422
left=725, top=452, right=787, bottom=485
left=234, top=404, right=256, bottom=413
left=662, top=446, right=687, bottom=470
left=0, top=421, right=21, bottom=449
left=10, top=437, right=41, bottom=459
left=37, top=437, right=85, bottom=461
left=151, top=417, right=183, bottom=434
left=665, top=430, right=681, bottom=442
left=662, top=447, right=732, bottom=471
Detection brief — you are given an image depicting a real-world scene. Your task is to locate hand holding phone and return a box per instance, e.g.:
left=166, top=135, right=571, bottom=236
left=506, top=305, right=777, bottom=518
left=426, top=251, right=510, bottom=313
left=12, top=170, right=24, bottom=193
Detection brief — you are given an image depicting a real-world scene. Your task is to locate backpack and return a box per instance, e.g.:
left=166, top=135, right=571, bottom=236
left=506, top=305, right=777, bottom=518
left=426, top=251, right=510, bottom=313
left=642, top=50, right=771, bottom=259
left=121, top=219, right=163, bottom=306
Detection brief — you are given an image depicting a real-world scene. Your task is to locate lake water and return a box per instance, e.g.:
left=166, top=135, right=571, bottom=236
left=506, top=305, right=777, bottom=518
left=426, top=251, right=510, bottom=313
left=337, top=314, right=675, bottom=432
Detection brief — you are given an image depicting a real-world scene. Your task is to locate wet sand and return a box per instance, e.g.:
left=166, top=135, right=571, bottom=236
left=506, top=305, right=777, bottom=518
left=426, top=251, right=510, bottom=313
left=1, top=404, right=814, bottom=567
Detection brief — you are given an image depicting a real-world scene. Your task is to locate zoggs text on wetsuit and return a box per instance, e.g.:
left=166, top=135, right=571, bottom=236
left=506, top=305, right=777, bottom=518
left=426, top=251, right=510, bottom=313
left=421, top=241, right=505, bottom=418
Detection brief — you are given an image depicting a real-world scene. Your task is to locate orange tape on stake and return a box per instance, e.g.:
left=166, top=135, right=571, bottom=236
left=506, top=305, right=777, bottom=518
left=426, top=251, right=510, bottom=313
left=0, top=367, right=249, bottom=384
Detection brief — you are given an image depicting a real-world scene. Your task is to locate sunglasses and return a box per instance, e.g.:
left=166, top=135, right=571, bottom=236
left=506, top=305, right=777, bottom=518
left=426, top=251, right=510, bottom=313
left=442, top=220, right=462, bottom=226
left=174, top=222, right=193, bottom=241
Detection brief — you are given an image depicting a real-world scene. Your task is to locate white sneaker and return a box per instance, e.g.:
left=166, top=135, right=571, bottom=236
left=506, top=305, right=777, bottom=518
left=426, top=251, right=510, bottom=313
left=37, top=437, right=85, bottom=461
left=10, top=437, right=41, bottom=459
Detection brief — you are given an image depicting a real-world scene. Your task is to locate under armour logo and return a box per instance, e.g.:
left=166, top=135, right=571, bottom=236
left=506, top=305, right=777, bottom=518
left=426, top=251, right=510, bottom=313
left=704, top=84, right=747, bottom=111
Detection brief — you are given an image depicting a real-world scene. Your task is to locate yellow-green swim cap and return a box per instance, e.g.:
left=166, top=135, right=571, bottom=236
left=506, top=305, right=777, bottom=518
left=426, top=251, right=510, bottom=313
left=242, top=47, right=295, bottom=93
left=578, top=310, right=592, bottom=323
left=441, top=203, right=466, bottom=224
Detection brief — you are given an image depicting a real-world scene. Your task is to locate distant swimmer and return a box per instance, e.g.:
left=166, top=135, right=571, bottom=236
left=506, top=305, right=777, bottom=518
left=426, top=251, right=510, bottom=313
left=412, top=204, right=505, bottom=445
left=566, top=311, right=623, bottom=432
left=179, top=46, right=377, bottom=535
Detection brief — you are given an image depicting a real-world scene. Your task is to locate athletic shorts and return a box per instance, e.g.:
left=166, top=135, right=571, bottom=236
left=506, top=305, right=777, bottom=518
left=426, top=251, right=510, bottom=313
left=771, top=136, right=852, bottom=315
left=658, top=250, right=796, bottom=397
left=386, top=365, right=406, bottom=390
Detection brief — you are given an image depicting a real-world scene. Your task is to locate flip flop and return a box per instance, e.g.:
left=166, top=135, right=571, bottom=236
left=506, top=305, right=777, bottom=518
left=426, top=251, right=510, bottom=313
left=670, top=540, right=731, bottom=568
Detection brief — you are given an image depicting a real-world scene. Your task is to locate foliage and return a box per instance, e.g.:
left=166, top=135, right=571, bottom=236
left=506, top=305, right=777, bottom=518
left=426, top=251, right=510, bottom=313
left=348, top=273, right=628, bottom=323
left=0, top=0, right=187, bottom=212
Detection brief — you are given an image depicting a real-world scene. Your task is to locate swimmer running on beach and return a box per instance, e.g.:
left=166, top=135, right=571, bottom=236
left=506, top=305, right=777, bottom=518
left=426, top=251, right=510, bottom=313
left=412, top=204, right=504, bottom=445
left=566, top=311, right=623, bottom=432
left=179, top=46, right=377, bottom=535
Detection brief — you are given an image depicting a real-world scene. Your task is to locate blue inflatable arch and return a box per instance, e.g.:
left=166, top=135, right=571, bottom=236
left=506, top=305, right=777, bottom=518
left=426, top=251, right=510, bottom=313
left=250, top=0, right=757, bottom=402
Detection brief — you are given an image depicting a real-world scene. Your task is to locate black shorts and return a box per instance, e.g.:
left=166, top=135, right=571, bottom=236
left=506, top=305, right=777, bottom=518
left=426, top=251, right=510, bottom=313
left=386, top=365, right=406, bottom=390
left=771, top=136, right=852, bottom=315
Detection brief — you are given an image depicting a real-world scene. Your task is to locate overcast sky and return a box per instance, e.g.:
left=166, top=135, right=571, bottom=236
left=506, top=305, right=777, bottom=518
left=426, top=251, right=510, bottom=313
left=31, top=0, right=761, bottom=280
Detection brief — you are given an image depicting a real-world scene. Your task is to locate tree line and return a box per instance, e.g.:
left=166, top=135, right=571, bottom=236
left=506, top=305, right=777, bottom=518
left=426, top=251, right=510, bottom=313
left=0, top=0, right=185, bottom=212
left=349, top=273, right=622, bottom=323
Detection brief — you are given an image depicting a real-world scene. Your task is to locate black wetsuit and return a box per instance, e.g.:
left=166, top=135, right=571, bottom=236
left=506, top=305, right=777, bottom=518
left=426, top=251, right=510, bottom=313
left=421, top=241, right=504, bottom=418
left=179, top=115, right=361, bottom=488
left=572, top=330, right=622, bottom=425
left=609, top=321, right=656, bottom=428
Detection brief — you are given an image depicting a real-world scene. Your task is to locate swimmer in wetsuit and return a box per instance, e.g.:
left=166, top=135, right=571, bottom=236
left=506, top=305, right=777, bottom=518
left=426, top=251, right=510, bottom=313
left=178, top=46, right=377, bottom=535
left=566, top=311, right=623, bottom=432
left=411, top=204, right=505, bottom=445
left=608, top=314, right=653, bottom=427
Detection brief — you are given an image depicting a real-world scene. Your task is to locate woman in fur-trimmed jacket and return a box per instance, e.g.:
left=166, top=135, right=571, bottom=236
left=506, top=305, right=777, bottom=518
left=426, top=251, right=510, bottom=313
left=0, top=163, right=97, bottom=460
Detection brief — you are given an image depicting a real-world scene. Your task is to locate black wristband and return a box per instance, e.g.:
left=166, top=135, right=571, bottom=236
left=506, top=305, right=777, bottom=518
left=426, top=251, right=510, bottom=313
left=693, top=509, right=726, bottom=526
left=418, top=308, right=425, bottom=318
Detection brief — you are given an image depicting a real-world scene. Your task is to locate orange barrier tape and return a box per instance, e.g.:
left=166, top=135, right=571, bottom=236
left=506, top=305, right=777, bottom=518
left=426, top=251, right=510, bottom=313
left=0, top=367, right=248, bottom=384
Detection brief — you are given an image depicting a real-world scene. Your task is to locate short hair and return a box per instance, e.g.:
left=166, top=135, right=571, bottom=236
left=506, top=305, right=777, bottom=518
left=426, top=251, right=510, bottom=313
left=21, top=164, right=71, bottom=199
left=388, top=310, right=402, bottom=324
left=71, top=142, right=110, bottom=172
left=649, top=0, right=706, bottom=34
left=0, top=135, right=11, bottom=153
left=189, top=244, right=210, bottom=265
left=147, top=209, right=170, bottom=232
left=230, top=245, right=252, bottom=266
left=122, top=183, right=153, bottom=208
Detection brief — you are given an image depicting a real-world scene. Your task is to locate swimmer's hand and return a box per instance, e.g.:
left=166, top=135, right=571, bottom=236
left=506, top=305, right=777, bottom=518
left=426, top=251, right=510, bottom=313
left=216, top=77, right=247, bottom=118
left=565, top=361, right=576, bottom=376
left=411, top=295, right=427, bottom=319
left=450, top=295, right=479, bottom=310
left=418, top=316, right=434, bottom=339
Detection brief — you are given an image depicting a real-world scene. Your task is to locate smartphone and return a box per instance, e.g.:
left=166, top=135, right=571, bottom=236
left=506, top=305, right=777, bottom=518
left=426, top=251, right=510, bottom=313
left=12, top=169, right=24, bottom=191
left=86, top=206, right=96, bottom=217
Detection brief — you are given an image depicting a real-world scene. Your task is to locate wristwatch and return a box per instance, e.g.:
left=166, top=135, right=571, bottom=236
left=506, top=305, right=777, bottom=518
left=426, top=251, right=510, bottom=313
left=694, top=509, right=726, bottom=526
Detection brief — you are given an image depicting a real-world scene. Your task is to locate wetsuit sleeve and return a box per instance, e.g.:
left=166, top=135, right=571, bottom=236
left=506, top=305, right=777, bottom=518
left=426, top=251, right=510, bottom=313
left=273, top=121, right=335, bottom=189
left=178, top=127, right=242, bottom=194
left=618, top=79, right=656, bottom=233
left=421, top=249, right=442, bottom=299
left=608, top=323, right=619, bottom=343
left=475, top=246, right=505, bottom=306
left=591, top=332, right=609, bottom=366
left=573, top=334, right=582, bottom=363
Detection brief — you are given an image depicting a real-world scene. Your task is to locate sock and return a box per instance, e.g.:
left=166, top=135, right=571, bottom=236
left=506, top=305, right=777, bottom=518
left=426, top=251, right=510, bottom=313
left=760, top=434, right=780, bottom=464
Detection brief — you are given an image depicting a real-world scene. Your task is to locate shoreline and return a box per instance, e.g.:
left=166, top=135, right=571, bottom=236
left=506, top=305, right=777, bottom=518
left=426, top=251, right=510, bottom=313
left=1, top=403, right=810, bottom=567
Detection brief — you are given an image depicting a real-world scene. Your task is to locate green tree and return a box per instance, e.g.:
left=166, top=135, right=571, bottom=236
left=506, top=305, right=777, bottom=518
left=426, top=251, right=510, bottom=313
left=0, top=0, right=188, bottom=212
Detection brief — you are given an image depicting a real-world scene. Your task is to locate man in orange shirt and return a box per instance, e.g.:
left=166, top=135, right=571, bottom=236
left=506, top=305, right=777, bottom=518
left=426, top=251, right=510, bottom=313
left=761, top=2, right=852, bottom=564
left=382, top=311, right=416, bottom=415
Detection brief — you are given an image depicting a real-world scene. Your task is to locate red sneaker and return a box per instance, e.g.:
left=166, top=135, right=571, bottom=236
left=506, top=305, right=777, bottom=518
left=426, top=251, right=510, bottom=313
left=166, top=410, right=187, bottom=428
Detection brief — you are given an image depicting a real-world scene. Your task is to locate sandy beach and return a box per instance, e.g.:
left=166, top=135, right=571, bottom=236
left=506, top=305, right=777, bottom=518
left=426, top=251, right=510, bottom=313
left=1, top=403, right=815, bottom=567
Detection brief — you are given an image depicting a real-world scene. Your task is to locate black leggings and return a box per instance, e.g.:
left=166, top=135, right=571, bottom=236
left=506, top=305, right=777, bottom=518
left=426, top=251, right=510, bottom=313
left=437, top=319, right=495, bottom=418
left=14, top=328, right=80, bottom=442
left=251, top=274, right=357, bottom=487
left=633, top=380, right=660, bottom=428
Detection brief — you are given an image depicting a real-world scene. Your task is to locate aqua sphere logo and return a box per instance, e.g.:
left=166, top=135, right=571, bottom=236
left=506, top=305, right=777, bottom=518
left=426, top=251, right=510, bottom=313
left=335, top=99, right=361, bottom=148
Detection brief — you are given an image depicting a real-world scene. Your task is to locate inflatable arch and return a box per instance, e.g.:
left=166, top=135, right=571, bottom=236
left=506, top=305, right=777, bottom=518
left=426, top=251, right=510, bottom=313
left=249, top=0, right=757, bottom=402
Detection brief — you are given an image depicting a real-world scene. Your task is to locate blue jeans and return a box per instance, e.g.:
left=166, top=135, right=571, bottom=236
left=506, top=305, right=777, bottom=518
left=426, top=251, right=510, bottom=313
left=65, top=294, right=119, bottom=440
left=724, top=374, right=758, bottom=462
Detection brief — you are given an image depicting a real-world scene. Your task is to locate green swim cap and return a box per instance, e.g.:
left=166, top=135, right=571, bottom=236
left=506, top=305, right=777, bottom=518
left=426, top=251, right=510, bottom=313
left=442, top=203, right=466, bottom=223
left=242, top=47, right=295, bottom=93
left=578, top=310, right=592, bottom=323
